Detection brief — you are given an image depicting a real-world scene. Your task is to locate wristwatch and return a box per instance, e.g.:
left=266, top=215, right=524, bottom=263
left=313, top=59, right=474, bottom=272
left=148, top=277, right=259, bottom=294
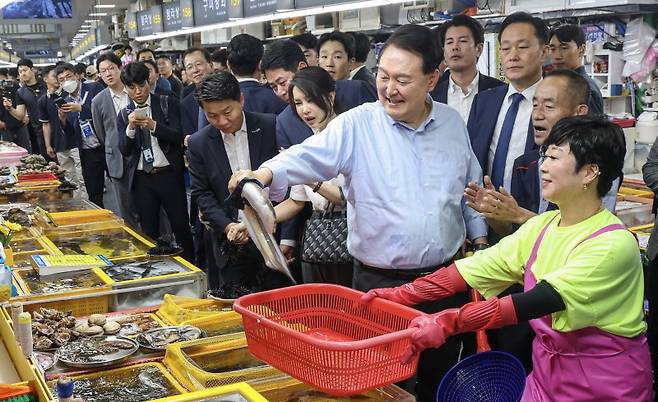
left=472, top=243, right=490, bottom=252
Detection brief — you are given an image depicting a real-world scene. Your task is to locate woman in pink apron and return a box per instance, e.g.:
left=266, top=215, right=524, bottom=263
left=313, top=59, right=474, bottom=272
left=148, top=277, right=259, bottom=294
left=364, top=116, right=652, bottom=401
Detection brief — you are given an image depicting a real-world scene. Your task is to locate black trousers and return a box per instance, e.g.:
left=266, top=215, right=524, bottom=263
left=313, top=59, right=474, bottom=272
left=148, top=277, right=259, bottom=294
left=132, top=168, right=194, bottom=262
left=79, top=147, right=106, bottom=208
left=352, top=262, right=474, bottom=402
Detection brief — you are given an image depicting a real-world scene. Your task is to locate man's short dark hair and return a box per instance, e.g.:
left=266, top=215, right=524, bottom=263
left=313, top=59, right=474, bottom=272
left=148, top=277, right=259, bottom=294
left=347, top=32, right=371, bottom=63
left=544, top=69, right=590, bottom=108
left=120, top=62, right=150, bottom=87
left=74, top=63, right=87, bottom=76
left=261, top=40, right=306, bottom=73
left=183, top=47, right=212, bottom=63
left=317, top=31, right=355, bottom=59
left=17, top=59, right=34, bottom=69
left=54, top=63, right=77, bottom=78
left=380, top=24, right=441, bottom=75
left=550, top=24, right=586, bottom=47
left=498, top=12, right=549, bottom=45
left=96, top=52, right=122, bottom=70
left=194, top=72, right=241, bottom=104
left=142, top=59, right=158, bottom=73
left=211, top=48, right=228, bottom=66
left=136, top=48, right=156, bottom=60
left=42, top=65, right=56, bottom=76
left=157, top=54, right=172, bottom=62
left=290, top=33, right=318, bottom=50
left=543, top=116, right=624, bottom=198
left=227, top=34, right=263, bottom=77
left=439, top=14, right=484, bottom=45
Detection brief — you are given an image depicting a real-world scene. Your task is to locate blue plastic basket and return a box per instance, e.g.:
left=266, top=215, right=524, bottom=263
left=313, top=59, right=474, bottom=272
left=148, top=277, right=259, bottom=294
left=436, top=350, right=526, bottom=402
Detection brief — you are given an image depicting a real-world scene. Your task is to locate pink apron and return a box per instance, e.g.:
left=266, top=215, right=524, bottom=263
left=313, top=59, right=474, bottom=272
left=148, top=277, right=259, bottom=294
left=521, top=217, right=652, bottom=402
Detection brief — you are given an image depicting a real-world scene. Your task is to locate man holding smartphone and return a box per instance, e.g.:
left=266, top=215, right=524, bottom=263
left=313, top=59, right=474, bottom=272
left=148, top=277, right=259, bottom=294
left=54, top=63, right=105, bottom=207
left=0, top=76, right=31, bottom=152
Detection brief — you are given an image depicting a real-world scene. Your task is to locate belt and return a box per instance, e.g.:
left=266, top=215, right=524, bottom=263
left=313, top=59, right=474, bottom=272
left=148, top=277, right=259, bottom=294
left=355, top=259, right=454, bottom=280
left=138, top=166, right=171, bottom=175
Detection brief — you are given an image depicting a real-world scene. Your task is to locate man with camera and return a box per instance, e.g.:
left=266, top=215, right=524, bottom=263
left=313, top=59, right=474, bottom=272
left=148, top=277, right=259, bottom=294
left=0, top=74, right=31, bottom=152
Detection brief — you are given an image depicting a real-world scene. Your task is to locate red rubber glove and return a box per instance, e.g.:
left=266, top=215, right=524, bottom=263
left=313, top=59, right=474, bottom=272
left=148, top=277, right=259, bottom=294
left=360, top=264, right=467, bottom=306
left=401, top=294, right=518, bottom=363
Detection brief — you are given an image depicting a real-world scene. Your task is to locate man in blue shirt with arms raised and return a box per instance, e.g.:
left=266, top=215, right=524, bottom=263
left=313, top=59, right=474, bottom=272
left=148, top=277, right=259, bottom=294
left=228, top=24, right=488, bottom=402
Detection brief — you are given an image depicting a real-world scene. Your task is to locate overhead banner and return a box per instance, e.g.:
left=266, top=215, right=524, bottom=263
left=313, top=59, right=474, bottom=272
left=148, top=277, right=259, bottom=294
left=193, top=0, right=229, bottom=26
left=180, top=0, right=195, bottom=28
left=151, top=5, right=164, bottom=33
left=137, top=9, right=154, bottom=36
left=126, top=12, right=138, bottom=38
left=163, top=1, right=183, bottom=32
left=243, top=0, right=277, bottom=17
left=228, top=0, right=243, bottom=20
left=294, top=0, right=349, bottom=7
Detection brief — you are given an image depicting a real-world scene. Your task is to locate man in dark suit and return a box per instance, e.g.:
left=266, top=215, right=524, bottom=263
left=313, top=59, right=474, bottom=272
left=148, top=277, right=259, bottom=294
left=227, top=34, right=287, bottom=115
left=430, top=15, right=505, bottom=121
left=116, top=62, right=193, bottom=261
left=262, top=39, right=377, bottom=148
left=187, top=72, right=287, bottom=290
left=347, top=32, right=376, bottom=93
left=55, top=62, right=106, bottom=207
left=549, top=24, right=604, bottom=115
left=180, top=47, right=214, bottom=139
left=467, top=12, right=548, bottom=193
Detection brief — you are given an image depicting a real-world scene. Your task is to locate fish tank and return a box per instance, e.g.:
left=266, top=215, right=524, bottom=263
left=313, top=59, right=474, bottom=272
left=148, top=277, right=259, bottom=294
left=46, top=227, right=151, bottom=259
left=107, top=258, right=207, bottom=311
left=14, top=268, right=110, bottom=295
left=35, top=198, right=99, bottom=212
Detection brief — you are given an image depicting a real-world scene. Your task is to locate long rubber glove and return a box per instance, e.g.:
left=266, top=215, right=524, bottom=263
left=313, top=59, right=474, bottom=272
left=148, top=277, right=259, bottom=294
left=360, top=264, right=467, bottom=306
left=402, top=295, right=518, bottom=363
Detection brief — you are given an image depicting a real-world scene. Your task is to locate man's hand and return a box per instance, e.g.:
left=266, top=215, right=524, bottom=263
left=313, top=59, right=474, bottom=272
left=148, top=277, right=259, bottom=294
left=228, top=169, right=273, bottom=193
left=46, top=145, right=56, bottom=159
left=60, top=103, right=82, bottom=113
left=58, top=108, right=68, bottom=124
left=225, top=222, right=249, bottom=245
left=137, top=116, right=156, bottom=131
left=127, top=110, right=139, bottom=130
left=280, top=244, right=295, bottom=263
left=464, top=176, right=495, bottom=213
left=2, top=97, right=12, bottom=109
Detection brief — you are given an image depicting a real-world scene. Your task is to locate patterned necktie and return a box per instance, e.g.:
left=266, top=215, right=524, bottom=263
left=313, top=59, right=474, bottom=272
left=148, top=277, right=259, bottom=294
left=491, top=92, right=525, bottom=189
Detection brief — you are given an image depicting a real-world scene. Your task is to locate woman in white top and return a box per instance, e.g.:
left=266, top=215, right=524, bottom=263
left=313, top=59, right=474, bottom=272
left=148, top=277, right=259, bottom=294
left=231, top=67, right=351, bottom=285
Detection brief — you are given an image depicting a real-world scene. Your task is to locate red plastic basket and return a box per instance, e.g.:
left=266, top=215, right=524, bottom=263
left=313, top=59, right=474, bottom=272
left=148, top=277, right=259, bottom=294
left=233, top=283, right=423, bottom=396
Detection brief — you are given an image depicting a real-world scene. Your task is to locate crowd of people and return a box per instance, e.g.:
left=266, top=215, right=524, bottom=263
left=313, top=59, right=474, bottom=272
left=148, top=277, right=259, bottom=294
left=0, top=11, right=654, bottom=401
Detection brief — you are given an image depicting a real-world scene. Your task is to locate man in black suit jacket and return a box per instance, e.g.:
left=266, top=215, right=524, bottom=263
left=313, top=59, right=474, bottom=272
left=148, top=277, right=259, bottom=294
left=227, top=34, right=287, bottom=115
left=429, top=15, right=505, bottom=121
left=347, top=32, right=377, bottom=93
left=180, top=47, right=215, bottom=138
left=116, top=62, right=193, bottom=261
left=187, top=72, right=288, bottom=291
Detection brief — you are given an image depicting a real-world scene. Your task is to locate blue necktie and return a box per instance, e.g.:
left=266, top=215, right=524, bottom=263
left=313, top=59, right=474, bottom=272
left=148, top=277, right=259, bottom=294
left=491, top=92, right=525, bottom=189
left=197, top=107, right=208, bottom=130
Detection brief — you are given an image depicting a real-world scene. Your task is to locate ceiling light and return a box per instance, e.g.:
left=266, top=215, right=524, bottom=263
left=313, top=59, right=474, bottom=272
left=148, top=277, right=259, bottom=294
left=94, top=4, right=115, bottom=8
left=84, top=19, right=100, bottom=23
left=88, top=12, right=108, bottom=16
left=80, top=24, right=92, bottom=28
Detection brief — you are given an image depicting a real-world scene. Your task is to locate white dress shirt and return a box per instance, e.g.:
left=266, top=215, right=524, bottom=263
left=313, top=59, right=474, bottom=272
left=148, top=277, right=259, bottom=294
left=349, top=65, right=367, bottom=80
left=109, top=86, right=129, bottom=115
left=447, top=72, right=479, bottom=122
left=487, top=79, right=541, bottom=191
left=125, top=95, right=170, bottom=170
left=220, top=114, right=251, bottom=173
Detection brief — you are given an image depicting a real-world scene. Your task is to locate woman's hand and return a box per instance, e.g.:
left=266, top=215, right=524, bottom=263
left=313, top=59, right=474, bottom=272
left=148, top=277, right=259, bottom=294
left=225, top=222, right=249, bottom=244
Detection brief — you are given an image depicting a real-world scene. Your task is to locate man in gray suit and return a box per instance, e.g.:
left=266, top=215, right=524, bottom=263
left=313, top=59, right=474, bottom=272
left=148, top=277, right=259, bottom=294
left=91, top=52, right=140, bottom=228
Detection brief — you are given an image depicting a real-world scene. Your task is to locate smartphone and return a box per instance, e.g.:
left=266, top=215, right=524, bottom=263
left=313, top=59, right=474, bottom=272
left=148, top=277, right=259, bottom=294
left=133, top=107, right=149, bottom=119
left=54, top=96, right=67, bottom=108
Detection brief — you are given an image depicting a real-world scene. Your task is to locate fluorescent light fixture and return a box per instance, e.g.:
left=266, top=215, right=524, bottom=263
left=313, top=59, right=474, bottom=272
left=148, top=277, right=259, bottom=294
left=88, top=12, right=108, bottom=16
left=95, top=4, right=115, bottom=8
left=136, top=0, right=409, bottom=41
left=80, top=24, right=92, bottom=28
left=75, top=45, right=106, bottom=62
left=84, top=19, right=100, bottom=23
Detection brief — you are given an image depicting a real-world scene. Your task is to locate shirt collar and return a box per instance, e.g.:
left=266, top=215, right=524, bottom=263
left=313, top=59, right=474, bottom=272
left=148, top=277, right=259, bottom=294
left=220, top=112, right=247, bottom=136
left=382, top=95, right=436, bottom=132
left=507, top=78, right=542, bottom=103
left=349, top=65, right=366, bottom=80
left=135, top=94, right=152, bottom=108
left=109, top=86, right=128, bottom=99
left=236, top=77, right=260, bottom=83
left=448, top=72, right=479, bottom=95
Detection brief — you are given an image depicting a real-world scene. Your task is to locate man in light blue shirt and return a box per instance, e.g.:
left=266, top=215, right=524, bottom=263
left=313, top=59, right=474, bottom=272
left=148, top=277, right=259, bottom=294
left=229, top=25, right=487, bottom=402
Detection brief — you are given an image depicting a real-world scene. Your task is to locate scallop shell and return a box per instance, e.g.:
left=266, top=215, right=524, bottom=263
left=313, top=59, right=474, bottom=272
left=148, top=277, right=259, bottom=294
left=103, top=321, right=121, bottom=335
left=81, top=325, right=104, bottom=336
left=88, top=314, right=107, bottom=326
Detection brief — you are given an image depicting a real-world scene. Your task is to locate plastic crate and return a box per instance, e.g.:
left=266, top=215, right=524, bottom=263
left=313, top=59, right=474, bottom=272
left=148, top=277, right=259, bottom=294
left=252, top=375, right=416, bottom=402
left=46, top=362, right=186, bottom=402
left=180, top=311, right=243, bottom=337
left=150, top=382, right=268, bottom=402
left=233, top=283, right=423, bottom=396
left=43, top=226, right=152, bottom=259
left=13, top=268, right=113, bottom=317
left=618, top=187, right=654, bottom=199
left=157, top=294, right=234, bottom=325
left=163, top=333, right=281, bottom=391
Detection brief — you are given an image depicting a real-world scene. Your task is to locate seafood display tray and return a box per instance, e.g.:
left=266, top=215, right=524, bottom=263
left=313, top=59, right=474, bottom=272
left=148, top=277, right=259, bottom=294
left=44, top=226, right=153, bottom=260
left=55, top=335, right=139, bottom=369
left=157, top=294, right=234, bottom=326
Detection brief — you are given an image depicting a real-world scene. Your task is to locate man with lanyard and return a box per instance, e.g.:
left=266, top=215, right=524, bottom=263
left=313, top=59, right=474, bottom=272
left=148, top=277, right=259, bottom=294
left=17, top=58, right=47, bottom=156
left=55, top=63, right=105, bottom=207
left=228, top=25, right=488, bottom=402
